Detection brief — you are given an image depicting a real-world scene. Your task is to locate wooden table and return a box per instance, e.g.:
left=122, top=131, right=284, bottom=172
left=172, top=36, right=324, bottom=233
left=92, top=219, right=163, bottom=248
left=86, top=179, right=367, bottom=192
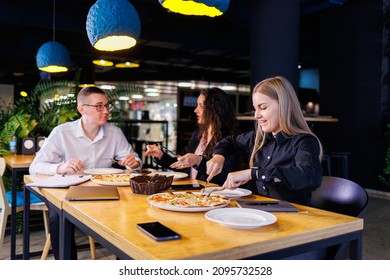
left=3, top=154, right=35, bottom=259
left=23, top=175, right=363, bottom=260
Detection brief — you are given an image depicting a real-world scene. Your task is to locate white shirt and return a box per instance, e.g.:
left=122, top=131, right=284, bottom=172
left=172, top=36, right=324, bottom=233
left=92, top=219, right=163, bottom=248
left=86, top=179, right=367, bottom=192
left=29, top=119, right=142, bottom=175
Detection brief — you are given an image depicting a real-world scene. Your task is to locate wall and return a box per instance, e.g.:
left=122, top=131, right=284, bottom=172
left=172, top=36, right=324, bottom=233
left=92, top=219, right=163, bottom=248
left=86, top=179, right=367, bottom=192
left=0, top=84, right=14, bottom=108
left=317, top=0, right=387, bottom=190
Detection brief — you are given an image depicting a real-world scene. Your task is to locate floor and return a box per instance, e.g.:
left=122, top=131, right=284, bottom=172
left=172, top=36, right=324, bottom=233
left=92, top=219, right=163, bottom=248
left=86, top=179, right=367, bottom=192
left=1, top=193, right=389, bottom=260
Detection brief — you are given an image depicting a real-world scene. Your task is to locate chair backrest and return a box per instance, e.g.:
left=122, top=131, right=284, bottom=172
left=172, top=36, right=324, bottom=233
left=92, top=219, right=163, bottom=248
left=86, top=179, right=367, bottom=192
left=1, top=157, right=10, bottom=257
left=0, top=158, right=9, bottom=215
left=311, top=176, right=369, bottom=260
left=311, top=176, right=368, bottom=218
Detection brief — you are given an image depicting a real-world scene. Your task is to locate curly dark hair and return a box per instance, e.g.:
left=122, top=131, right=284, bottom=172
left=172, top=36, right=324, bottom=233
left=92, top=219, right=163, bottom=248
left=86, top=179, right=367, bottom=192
left=198, top=87, right=239, bottom=157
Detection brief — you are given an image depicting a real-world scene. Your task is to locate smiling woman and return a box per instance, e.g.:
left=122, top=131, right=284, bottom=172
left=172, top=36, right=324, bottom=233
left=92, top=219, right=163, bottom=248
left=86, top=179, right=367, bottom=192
left=207, top=76, right=323, bottom=207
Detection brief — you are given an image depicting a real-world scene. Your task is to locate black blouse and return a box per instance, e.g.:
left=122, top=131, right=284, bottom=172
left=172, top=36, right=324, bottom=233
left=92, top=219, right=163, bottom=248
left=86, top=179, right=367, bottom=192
left=154, top=128, right=241, bottom=185
left=213, top=131, right=322, bottom=206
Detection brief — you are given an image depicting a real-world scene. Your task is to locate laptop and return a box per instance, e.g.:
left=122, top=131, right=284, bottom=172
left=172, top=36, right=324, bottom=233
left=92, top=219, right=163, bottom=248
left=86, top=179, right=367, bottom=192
left=65, top=185, right=120, bottom=201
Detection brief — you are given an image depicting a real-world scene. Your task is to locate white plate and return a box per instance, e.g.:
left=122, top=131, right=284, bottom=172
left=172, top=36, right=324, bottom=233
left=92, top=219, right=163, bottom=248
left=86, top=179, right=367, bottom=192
left=205, top=208, right=277, bottom=229
left=149, top=171, right=188, bottom=180
left=83, top=168, right=124, bottom=175
left=203, top=187, right=252, bottom=199
left=91, top=174, right=139, bottom=186
left=146, top=192, right=229, bottom=212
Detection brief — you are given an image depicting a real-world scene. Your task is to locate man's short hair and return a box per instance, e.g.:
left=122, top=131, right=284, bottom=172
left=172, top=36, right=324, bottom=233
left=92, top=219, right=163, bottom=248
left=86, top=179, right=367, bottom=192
left=77, top=86, right=106, bottom=105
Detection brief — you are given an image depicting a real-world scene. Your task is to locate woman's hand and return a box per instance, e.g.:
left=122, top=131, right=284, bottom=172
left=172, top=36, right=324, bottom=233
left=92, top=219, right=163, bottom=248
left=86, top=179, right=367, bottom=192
left=144, top=144, right=164, bottom=160
left=57, top=158, right=84, bottom=174
left=170, top=153, right=201, bottom=169
left=206, top=154, right=225, bottom=182
left=221, top=169, right=251, bottom=190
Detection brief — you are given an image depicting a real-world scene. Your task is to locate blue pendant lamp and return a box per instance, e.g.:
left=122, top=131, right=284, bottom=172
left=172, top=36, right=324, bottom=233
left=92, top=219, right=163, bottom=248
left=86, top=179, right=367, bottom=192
left=36, top=41, right=70, bottom=73
left=36, top=0, right=70, bottom=73
left=158, top=0, right=230, bottom=17
left=86, top=0, right=141, bottom=52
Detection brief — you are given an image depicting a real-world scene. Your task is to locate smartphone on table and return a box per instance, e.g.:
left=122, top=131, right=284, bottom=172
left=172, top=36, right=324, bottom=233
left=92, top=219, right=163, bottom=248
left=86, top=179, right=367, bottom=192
left=137, top=222, right=181, bottom=241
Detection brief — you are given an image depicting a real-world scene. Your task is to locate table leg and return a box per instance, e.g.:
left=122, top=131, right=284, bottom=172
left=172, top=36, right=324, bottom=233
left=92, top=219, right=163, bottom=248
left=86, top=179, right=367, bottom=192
left=10, top=169, right=17, bottom=260
left=22, top=186, right=31, bottom=259
left=349, top=232, right=363, bottom=260
left=60, top=210, right=72, bottom=260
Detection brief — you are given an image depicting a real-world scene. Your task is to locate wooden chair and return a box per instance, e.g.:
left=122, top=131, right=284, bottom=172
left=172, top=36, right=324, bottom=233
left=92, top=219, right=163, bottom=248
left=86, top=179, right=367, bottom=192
left=1, top=158, right=95, bottom=259
left=311, top=176, right=369, bottom=259
left=1, top=157, right=50, bottom=259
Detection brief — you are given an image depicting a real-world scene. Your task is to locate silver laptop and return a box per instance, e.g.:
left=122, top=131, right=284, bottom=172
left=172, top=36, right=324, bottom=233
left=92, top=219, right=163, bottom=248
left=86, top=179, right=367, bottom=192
left=65, top=185, right=120, bottom=201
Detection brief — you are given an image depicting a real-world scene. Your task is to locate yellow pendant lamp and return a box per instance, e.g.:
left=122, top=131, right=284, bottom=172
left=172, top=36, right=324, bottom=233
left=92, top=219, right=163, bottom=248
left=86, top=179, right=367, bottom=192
left=158, top=0, right=230, bottom=17
left=86, top=0, right=141, bottom=51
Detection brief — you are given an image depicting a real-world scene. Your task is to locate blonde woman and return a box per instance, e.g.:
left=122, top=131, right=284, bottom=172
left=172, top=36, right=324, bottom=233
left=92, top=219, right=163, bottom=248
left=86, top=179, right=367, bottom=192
left=207, top=76, right=323, bottom=206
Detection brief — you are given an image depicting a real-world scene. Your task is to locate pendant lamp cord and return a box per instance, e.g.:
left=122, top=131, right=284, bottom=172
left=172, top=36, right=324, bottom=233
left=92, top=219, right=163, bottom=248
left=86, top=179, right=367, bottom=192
left=52, top=0, right=56, bottom=41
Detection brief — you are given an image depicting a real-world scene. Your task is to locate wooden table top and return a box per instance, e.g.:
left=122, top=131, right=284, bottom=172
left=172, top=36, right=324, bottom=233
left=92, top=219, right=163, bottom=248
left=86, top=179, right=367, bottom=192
left=24, top=175, right=209, bottom=210
left=3, top=154, right=35, bottom=169
left=24, top=174, right=363, bottom=260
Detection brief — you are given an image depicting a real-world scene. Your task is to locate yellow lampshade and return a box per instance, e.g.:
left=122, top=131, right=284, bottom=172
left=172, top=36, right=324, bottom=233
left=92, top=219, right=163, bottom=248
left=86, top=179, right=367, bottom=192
left=93, top=36, right=137, bottom=52
left=115, top=62, right=140, bottom=68
left=79, top=83, right=96, bottom=88
left=92, top=59, right=114, bottom=67
left=159, top=0, right=230, bottom=17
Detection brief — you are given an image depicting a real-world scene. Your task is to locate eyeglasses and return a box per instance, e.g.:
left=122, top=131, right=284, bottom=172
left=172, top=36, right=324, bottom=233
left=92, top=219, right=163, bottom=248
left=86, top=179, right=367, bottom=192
left=82, top=103, right=113, bottom=112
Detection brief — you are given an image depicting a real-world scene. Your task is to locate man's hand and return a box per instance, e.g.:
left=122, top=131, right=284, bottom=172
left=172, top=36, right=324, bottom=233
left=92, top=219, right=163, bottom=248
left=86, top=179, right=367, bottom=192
left=57, top=158, right=84, bottom=174
left=118, top=154, right=141, bottom=170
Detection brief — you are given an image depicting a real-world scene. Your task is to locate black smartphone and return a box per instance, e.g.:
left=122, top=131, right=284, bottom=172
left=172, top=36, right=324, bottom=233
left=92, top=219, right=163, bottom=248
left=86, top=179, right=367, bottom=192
left=171, top=183, right=203, bottom=190
left=136, top=222, right=181, bottom=241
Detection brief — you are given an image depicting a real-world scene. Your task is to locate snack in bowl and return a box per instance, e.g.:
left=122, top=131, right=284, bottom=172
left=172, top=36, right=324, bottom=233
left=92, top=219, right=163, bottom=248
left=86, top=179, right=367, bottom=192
left=129, top=174, right=174, bottom=195
left=147, top=191, right=230, bottom=208
left=91, top=173, right=138, bottom=186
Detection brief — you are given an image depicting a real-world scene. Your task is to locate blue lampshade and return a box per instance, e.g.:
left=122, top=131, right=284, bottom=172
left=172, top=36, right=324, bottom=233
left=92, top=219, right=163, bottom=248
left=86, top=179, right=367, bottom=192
left=86, top=0, right=141, bottom=51
left=159, top=0, right=230, bottom=17
left=36, top=41, right=71, bottom=73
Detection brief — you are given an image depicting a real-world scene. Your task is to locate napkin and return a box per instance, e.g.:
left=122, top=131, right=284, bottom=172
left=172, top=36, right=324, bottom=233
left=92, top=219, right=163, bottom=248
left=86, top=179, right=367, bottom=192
left=26, top=174, right=92, bottom=188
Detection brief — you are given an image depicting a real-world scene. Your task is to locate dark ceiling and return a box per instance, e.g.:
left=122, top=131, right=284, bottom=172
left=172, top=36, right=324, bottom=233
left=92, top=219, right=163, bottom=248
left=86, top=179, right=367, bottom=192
left=0, top=0, right=345, bottom=86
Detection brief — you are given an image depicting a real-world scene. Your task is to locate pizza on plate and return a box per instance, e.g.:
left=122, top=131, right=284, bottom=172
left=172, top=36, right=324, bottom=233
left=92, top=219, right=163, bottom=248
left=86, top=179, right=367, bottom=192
left=92, top=173, right=137, bottom=183
left=148, top=191, right=229, bottom=208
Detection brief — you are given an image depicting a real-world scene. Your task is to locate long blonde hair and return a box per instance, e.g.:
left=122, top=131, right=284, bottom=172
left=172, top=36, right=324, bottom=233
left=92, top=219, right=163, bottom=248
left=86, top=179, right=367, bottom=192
left=249, top=76, right=323, bottom=166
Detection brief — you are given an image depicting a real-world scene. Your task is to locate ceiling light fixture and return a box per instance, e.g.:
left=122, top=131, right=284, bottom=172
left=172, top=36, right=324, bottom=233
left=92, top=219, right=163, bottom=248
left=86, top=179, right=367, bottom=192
left=115, top=61, right=140, bottom=68
left=158, top=0, right=230, bottom=17
left=86, top=0, right=141, bottom=51
left=131, top=94, right=144, bottom=99
left=36, top=0, right=70, bottom=73
left=92, top=59, right=114, bottom=67
left=177, top=81, right=194, bottom=88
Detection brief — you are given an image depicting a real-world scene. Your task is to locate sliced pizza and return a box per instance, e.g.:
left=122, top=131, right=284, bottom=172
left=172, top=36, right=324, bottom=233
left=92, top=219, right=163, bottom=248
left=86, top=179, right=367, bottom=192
left=92, top=173, right=137, bottom=183
left=148, top=191, right=229, bottom=208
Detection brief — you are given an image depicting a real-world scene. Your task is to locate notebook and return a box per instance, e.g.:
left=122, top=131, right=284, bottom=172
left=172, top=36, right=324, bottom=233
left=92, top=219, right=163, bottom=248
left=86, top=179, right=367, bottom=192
left=65, top=185, right=120, bottom=201
left=236, top=200, right=299, bottom=212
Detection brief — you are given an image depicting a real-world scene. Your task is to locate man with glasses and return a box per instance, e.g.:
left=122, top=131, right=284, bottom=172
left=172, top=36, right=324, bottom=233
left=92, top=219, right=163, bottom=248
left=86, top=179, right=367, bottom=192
left=29, top=86, right=142, bottom=259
